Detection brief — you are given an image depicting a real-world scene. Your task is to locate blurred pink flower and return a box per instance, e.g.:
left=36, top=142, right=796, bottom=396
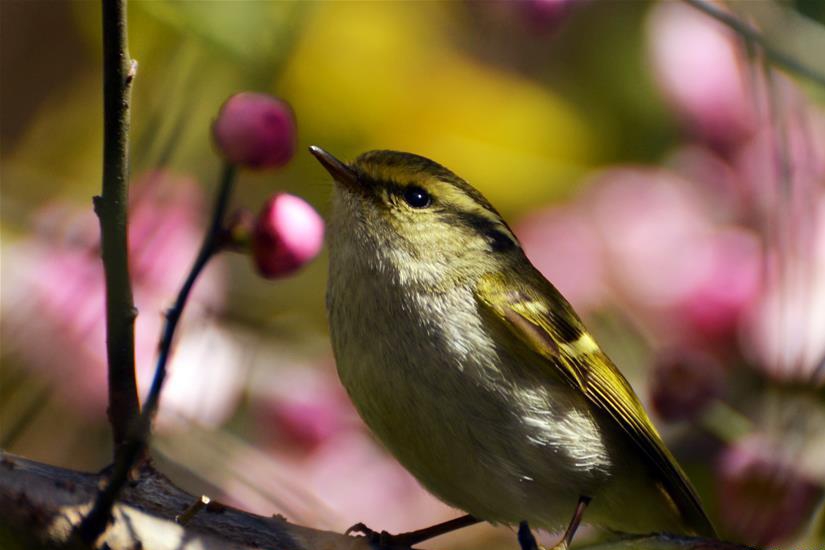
left=675, top=227, right=762, bottom=342
left=516, top=205, right=607, bottom=313
left=517, top=168, right=763, bottom=346
left=239, top=364, right=456, bottom=533
left=1, top=171, right=242, bottom=428
left=647, top=1, right=756, bottom=147
left=252, top=364, right=355, bottom=452
left=588, top=169, right=713, bottom=312
left=741, top=193, right=825, bottom=384
left=471, top=0, right=581, bottom=36
left=717, top=436, right=822, bottom=545
left=252, top=193, right=324, bottom=279
left=299, top=431, right=456, bottom=534
left=735, top=96, right=825, bottom=221
left=732, top=93, right=825, bottom=384
left=519, top=0, right=578, bottom=32
left=212, top=92, right=296, bottom=170
left=664, top=145, right=745, bottom=219
left=587, top=168, right=762, bottom=344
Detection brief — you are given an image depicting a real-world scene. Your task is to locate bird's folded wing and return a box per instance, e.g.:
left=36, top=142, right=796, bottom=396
left=475, top=272, right=716, bottom=537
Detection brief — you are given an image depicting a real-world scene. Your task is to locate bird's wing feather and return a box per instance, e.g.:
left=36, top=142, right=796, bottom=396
left=475, top=272, right=716, bottom=537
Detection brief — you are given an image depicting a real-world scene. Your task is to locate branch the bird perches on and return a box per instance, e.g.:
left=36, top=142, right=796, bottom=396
left=0, top=453, right=757, bottom=550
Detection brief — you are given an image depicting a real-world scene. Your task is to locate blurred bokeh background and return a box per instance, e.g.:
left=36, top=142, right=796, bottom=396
left=2, top=1, right=825, bottom=548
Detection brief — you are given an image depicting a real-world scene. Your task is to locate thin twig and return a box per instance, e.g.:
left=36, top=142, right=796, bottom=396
left=75, top=163, right=237, bottom=544
left=94, top=0, right=140, bottom=459
left=143, top=163, right=237, bottom=417
left=683, top=0, right=825, bottom=89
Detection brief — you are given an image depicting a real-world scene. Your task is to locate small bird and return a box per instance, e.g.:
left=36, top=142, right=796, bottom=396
left=310, top=146, right=716, bottom=549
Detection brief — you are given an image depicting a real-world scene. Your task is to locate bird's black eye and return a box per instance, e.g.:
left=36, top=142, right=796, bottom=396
left=402, top=186, right=431, bottom=208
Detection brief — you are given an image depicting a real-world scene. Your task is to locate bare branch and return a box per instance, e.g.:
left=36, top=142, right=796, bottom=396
left=0, top=453, right=760, bottom=550
left=77, top=158, right=238, bottom=545
left=0, top=453, right=374, bottom=550
left=95, top=0, right=140, bottom=457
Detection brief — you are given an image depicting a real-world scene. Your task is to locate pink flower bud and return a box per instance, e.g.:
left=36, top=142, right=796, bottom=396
left=252, top=193, right=324, bottom=278
left=212, top=92, right=296, bottom=169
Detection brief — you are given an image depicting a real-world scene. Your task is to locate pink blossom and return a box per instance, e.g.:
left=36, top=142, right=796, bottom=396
left=647, top=1, right=756, bottom=146
left=586, top=168, right=761, bottom=343
left=664, top=145, right=744, bottom=218
left=516, top=205, right=606, bottom=313
left=516, top=167, right=763, bottom=347
left=674, top=227, right=761, bottom=341
left=741, top=195, right=825, bottom=384
left=234, top=365, right=456, bottom=533
left=252, top=365, right=355, bottom=452
left=734, top=96, right=825, bottom=226
left=717, top=436, right=822, bottom=545
left=520, top=0, right=579, bottom=32
left=733, top=97, right=825, bottom=384
left=1, top=171, right=241, bottom=428
left=588, top=169, right=713, bottom=311
left=212, top=92, right=296, bottom=170
left=252, top=193, right=324, bottom=279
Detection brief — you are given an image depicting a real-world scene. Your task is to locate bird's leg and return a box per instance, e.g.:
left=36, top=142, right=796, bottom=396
left=551, top=495, right=591, bottom=550
left=517, top=496, right=591, bottom=550
left=346, top=514, right=479, bottom=547
left=518, top=521, right=540, bottom=550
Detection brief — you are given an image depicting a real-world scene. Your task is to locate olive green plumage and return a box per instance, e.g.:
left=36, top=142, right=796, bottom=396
left=315, top=147, right=716, bottom=543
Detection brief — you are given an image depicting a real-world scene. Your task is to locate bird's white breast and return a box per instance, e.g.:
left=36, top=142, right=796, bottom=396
left=326, top=237, right=614, bottom=528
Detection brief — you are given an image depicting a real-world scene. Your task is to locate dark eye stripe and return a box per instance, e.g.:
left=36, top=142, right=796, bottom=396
left=446, top=211, right=517, bottom=252
left=485, top=228, right=517, bottom=252
left=363, top=172, right=515, bottom=252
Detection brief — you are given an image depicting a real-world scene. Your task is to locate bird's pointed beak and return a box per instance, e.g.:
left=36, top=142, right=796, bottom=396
left=309, top=146, right=359, bottom=189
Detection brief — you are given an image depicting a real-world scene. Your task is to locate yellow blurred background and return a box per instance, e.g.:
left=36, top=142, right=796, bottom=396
left=3, top=1, right=825, bottom=549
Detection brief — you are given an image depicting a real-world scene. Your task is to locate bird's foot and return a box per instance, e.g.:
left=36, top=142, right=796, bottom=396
left=345, top=522, right=414, bottom=548
left=518, top=496, right=589, bottom=550
left=519, top=521, right=572, bottom=550
left=345, top=515, right=479, bottom=548
left=346, top=522, right=387, bottom=544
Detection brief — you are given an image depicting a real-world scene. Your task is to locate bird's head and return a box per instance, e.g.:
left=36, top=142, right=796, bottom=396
left=311, top=146, right=523, bottom=288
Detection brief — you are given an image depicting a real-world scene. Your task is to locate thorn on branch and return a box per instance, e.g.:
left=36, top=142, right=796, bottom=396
left=126, top=59, right=138, bottom=83
left=176, top=495, right=210, bottom=525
